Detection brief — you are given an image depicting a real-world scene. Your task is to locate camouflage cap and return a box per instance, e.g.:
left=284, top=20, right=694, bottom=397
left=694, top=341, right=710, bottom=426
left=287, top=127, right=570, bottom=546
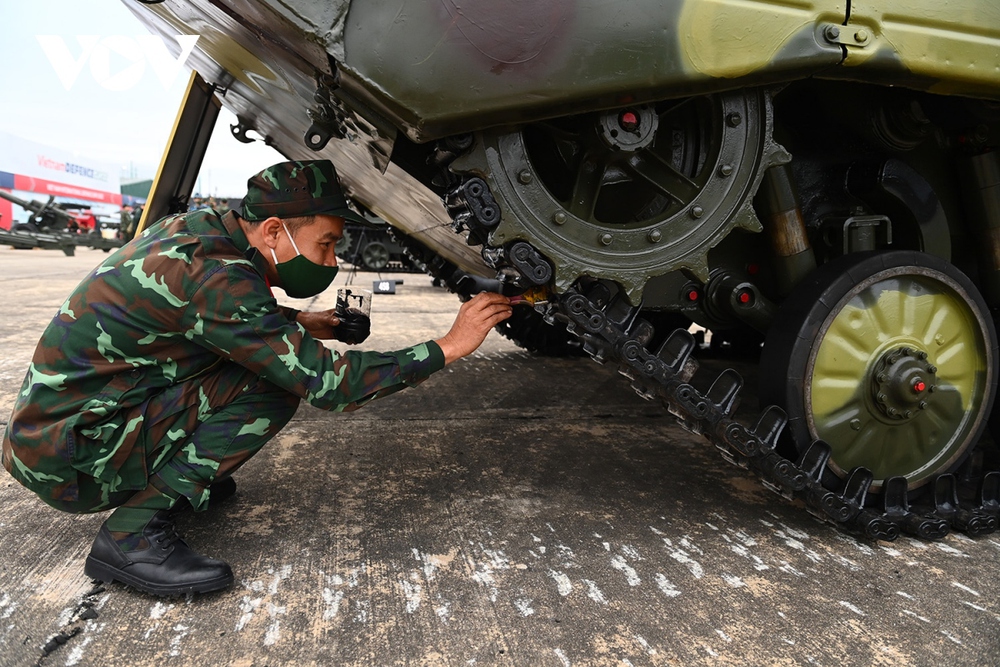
left=239, top=160, right=370, bottom=225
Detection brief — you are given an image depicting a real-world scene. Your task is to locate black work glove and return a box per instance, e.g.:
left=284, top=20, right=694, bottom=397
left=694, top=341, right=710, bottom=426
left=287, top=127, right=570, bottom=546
left=333, top=306, right=371, bottom=344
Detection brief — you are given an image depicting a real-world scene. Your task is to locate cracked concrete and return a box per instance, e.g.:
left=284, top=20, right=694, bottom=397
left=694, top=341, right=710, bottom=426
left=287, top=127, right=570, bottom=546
left=1, top=246, right=999, bottom=666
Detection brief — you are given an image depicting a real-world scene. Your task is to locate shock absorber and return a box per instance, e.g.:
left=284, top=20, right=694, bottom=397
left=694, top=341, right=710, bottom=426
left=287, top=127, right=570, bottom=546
left=962, top=150, right=1000, bottom=307
left=761, top=164, right=816, bottom=296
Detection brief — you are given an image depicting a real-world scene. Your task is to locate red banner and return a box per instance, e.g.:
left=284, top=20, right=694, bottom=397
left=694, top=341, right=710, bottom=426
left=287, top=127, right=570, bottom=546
left=13, top=174, right=122, bottom=206
left=0, top=190, right=12, bottom=230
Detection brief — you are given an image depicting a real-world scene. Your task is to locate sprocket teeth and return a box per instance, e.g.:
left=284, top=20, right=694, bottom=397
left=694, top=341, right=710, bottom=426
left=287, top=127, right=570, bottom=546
left=735, top=207, right=765, bottom=234
left=681, top=254, right=712, bottom=283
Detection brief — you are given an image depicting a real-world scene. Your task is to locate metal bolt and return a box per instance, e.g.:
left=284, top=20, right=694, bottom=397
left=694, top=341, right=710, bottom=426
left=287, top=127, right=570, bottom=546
left=690, top=206, right=704, bottom=219
left=718, top=164, right=733, bottom=177
left=648, top=229, right=662, bottom=243
left=887, top=407, right=897, bottom=416
left=919, top=401, right=927, bottom=409
left=916, top=350, right=927, bottom=360
left=877, top=392, right=887, bottom=403
left=928, top=385, right=937, bottom=393
left=600, top=233, right=614, bottom=246
left=824, top=25, right=841, bottom=42
left=553, top=212, right=567, bottom=225
left=877, top=373, right=888, bottom=383
left=927, top=364, right=937, bottom=374
left=854, top=28, right=870, bottom=44
left=619, top=110, right=640, bottom=132
left=904, top=410, right=912, bottom=418
left=726, top=113, right=742, bottom=127
left=850, top=419, right=861, bottom=431
left=518, top=170, right=533, bottom=184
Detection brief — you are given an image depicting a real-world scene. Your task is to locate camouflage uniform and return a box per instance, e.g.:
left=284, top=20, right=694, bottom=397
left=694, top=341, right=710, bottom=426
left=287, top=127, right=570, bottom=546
left=2, top=193, right=443, bottom=523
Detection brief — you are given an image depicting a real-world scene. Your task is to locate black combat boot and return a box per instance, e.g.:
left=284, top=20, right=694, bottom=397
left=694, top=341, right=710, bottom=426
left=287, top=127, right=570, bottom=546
left=84, top=511, right=233, bottom=596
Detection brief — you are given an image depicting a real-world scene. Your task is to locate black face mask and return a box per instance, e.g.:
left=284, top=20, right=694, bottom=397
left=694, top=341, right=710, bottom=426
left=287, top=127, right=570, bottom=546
left=269, top=221, right=339, bottom=298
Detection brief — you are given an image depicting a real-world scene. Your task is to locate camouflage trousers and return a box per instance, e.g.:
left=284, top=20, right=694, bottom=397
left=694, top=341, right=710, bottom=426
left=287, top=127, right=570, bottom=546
left=48, top=361, right=300, bottom=514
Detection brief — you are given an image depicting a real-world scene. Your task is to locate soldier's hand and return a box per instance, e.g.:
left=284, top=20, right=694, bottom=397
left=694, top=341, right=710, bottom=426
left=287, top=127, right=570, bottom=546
left=332, top=306, right=371, bottom=344
left=435, top=292, right=513, bottom=364
left=296, top=310, right=340, bottom=340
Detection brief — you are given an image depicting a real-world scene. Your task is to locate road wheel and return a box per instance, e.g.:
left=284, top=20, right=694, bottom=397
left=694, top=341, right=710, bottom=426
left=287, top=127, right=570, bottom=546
left=760, top=250, right=997, bottom=495
left=362, top=241, right=390, bottom=271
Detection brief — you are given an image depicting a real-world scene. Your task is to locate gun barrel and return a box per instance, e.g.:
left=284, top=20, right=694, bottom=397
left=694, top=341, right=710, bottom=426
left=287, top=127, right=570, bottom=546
left=0, top=190, right=76, bottom=224
left=0, top=189, right=35, bottom=211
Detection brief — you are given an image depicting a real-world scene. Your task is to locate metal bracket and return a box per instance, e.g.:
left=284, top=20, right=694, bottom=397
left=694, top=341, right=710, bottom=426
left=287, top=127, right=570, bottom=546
left=822, top=213, right=892, bottom=255
left=230, top=115, right=257, bottom=144
left=305, top=73, right=347, bottom=152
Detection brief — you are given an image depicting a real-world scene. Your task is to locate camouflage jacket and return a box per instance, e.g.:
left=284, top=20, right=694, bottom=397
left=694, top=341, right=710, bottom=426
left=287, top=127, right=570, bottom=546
left=2, top=209, right=444, bottom=498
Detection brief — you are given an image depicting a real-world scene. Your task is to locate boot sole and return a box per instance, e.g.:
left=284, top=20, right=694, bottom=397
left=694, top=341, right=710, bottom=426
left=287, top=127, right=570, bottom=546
left=84, top=556, right=234, bottom=597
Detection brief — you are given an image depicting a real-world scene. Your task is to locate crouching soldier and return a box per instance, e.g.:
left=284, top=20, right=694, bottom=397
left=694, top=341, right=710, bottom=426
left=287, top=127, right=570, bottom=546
left=2, top=160, right=512, bottom=597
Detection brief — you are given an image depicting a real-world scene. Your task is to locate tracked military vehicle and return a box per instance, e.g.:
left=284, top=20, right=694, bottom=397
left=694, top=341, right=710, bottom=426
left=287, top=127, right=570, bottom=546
left=128, top=0, right=1000, bottom=540
left=335, top=209, right=421, bottom=273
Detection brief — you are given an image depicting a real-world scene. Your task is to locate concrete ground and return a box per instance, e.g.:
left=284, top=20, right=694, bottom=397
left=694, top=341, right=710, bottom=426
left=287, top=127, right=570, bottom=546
left=0, top=244, right=998, bottom=667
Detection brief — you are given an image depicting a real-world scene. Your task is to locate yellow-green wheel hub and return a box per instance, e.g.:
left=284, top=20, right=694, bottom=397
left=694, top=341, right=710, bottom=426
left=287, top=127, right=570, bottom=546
left=806, top=267, right=992, bottom=488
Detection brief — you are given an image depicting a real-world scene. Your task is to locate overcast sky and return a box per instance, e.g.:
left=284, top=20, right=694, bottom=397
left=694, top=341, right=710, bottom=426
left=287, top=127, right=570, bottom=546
left=0, top=0, right=284, bottom=197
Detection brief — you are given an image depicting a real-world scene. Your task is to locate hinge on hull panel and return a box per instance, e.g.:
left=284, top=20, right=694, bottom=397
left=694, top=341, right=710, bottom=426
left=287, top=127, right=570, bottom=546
left=821, top=22, right=875, bottom=49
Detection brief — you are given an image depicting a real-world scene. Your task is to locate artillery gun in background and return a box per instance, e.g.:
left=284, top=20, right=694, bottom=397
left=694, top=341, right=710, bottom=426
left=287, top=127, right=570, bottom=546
left=0, top=190, right=123, bottom=255
left=127, top=0, right=1000, bottom=542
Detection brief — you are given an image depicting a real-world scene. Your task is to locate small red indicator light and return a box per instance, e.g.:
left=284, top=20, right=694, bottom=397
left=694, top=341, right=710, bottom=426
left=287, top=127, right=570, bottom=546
left=687, top=290, right=699, bottom=302
left=747, top=263, right=760, bottom=275
left=913, top=381, right=926, bottom=392
left=738, top=291, right=752, bottom=304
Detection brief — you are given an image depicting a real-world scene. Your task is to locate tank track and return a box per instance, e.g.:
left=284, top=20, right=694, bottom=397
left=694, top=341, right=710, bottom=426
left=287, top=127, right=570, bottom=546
left=435, top=173, right=1000, bottom=543
left=555, top=286, right=1000, bottom=542
left=391, top=227, right=583, bottom=356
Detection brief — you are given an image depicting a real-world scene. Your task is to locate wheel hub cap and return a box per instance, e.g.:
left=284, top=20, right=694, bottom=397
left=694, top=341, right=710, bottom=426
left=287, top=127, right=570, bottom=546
left=870, top=346, right=938, bottom=422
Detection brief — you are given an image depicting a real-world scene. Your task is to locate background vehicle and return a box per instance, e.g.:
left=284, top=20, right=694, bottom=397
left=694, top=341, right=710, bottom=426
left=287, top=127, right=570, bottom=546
left=127, top=0, right=1000, bottom=540
left=335, top=210, right=421, bottom=273
left=0, top=191, right=122, bottom=254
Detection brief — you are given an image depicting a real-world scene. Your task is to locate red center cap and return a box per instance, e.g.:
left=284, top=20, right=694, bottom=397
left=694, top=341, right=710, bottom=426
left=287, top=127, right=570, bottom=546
left=620, top=111, right=639, bottom=130
left=913, top=380, right=926, bottom=393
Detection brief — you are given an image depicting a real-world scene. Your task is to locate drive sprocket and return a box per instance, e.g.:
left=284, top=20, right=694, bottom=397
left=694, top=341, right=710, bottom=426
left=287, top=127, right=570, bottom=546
left=450, top=89, right=789, bottom=304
